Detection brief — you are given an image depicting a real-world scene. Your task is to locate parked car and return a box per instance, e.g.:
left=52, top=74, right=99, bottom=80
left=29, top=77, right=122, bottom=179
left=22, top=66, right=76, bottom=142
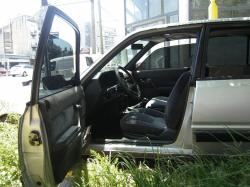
left=18, top=6, right=250, bottom=186
left=47, top=54, right=95, bottom=79
left=0, top=67, right=7, bottom=76
left=9, top=64, right=33, bottom=77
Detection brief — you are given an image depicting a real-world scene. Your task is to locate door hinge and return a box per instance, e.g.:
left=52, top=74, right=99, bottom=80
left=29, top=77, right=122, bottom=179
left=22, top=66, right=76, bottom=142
left=29, top=130, right=42, bottom=146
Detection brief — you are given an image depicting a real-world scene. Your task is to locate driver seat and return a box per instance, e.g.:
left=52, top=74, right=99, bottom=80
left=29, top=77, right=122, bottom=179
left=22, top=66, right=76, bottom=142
left=145, top=96, right=168, bottom=112
left=120, top=72, right=191, bottom=140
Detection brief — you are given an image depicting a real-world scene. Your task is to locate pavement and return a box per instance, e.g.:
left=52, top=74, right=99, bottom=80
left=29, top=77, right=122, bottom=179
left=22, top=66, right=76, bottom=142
left=0, top=75, right=32, bottom=115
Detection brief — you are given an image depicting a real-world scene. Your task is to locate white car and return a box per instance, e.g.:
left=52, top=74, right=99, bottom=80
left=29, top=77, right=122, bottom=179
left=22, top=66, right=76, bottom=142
left=18, top=6, right=250, bottom=186
left=9, top=64, right=33, bottom=77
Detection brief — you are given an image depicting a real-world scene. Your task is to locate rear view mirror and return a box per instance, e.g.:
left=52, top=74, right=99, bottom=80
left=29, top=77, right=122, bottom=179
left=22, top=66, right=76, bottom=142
left=131, top=43, right=144, bottom=50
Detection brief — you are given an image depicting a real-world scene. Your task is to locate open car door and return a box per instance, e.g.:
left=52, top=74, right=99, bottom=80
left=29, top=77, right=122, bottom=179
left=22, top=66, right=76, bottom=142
left=18, top=6, right=90, bottom=186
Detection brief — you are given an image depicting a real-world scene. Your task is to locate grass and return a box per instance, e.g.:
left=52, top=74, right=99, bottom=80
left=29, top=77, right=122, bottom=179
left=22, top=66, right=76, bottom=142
left=1, top=113, right=250, bottom=187
left=72, top=151, right=250, bottom=187
left=0, top=114, right=21, bottom=187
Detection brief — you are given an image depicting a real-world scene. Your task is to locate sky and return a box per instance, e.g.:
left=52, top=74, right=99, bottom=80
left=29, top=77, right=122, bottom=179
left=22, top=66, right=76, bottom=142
left=0, top=0, right=40, bottom=27
left=0, top=0, right=125, bottom=39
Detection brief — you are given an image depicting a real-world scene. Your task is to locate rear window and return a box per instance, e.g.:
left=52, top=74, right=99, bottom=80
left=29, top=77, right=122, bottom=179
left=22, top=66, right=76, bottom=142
left=206, top=34, right=250, bottom=78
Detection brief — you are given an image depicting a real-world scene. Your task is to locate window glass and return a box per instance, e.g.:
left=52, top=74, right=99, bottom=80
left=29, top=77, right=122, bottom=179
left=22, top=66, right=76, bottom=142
left=39, top=15, right=76, bottom=98
left=126, top=0, right=148, bottom=24
left=137, top=38, right=197, bottom=70
left=164, top=0, right=178, bottom=14
left=169, top=14, right=179, bottom=23
left=125, top=0, right=136, bottom=24
left=206, top=35, right=250, bottom=77
left=190, top=0, right=250, bottom=20
left=102, top=40, right=148, bottom=72
left=149, top=0, right=162, bottom=18
left=134, top=0, right=148, bottom=21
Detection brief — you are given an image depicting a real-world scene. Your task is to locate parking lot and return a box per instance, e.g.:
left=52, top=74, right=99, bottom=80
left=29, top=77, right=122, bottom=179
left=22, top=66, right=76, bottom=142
left=0, top=75, right=31, bottom=115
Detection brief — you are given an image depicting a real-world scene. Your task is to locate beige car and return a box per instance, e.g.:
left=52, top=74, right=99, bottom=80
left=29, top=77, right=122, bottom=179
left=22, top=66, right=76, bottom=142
left=19, top=6, right=250, bottom=186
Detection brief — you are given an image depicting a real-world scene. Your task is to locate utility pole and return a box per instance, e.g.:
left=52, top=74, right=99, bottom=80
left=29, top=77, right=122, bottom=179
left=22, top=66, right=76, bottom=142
left=97, top=0, right=104, bottom=54
left=90, top=0, right=96, bottom=54
left=2, top=27, right=6, bottom=69
left=41, top=0, right=48, bottom=6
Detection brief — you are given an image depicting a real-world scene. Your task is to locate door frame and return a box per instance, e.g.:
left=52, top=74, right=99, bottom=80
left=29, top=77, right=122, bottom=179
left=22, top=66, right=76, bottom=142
left=19, top=6, right=82, bottom=186
left=30, top=6, right=81, bottom=104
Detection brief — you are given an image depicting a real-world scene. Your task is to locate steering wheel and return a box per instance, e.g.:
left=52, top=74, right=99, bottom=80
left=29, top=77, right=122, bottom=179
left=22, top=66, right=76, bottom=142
left=116, top=66, right=141, bottom=99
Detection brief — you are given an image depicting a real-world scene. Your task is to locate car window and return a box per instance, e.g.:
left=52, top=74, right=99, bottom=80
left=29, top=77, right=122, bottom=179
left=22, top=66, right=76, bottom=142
left=136, top=38, right=197, bottom=70
left=39, top=15, right=77, bottom=99
left=101, top=40, right=148, bottom=72
left=206, top=34, right=250, bottom=78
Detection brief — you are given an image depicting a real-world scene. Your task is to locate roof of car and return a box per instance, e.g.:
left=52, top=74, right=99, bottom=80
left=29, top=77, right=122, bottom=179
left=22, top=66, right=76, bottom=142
left=130, top=17, right=250, bottom=34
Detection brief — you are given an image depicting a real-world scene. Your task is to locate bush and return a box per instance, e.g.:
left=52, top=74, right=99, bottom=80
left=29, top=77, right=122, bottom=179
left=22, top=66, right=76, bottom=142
left=6, top=113, right=21, bottom=124
left=0, top=122, right=21, bottom=186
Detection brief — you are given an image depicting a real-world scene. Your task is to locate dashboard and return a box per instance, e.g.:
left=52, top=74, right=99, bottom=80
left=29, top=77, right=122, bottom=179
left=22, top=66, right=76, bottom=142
left=85, top=70, right=125, bottom=116
left=98, top=70, right=119, bottom=91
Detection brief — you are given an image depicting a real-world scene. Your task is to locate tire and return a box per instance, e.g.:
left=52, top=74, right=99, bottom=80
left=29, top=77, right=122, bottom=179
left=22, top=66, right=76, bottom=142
left=12, top=75, right=16, bottom=77
left=22, top=71, right=27, bottom=77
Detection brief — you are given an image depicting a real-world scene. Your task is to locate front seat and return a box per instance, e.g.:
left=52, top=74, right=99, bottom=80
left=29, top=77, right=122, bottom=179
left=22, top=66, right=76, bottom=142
left=145, top=96, right=168, bottom=112
left=120, top=72, right=191, bottom=140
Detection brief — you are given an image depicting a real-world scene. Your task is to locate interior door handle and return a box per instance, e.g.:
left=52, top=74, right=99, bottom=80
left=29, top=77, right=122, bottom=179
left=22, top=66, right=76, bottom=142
left=145, top=78, right=157, bottom=89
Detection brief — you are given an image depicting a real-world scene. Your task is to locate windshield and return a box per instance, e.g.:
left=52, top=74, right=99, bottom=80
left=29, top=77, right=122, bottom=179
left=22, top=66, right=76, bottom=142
left=101, top=40, right=149, bottom=72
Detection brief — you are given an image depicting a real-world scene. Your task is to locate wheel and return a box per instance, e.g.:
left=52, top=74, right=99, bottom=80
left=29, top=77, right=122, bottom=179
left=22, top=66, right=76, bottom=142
left=22, top=71, right=27, bottom=77
left=12, top=75, right=16, bottom=77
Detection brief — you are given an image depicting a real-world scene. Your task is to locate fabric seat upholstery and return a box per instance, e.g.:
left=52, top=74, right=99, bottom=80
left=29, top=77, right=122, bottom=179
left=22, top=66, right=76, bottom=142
left=145, top=96, right=168, bottom=112
left=120, top=72, right=191, bottom=140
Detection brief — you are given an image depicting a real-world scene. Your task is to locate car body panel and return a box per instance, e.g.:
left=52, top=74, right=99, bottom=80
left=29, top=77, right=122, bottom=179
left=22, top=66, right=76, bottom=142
left=192, top=79, right=250, bottom=129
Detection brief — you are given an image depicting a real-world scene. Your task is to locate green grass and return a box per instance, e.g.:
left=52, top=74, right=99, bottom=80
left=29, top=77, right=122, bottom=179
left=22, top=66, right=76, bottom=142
left=0, top=116, right=21, bottom=187
left=1, top=114, right=250, bottom=187
left=72, top=151, right=250, bottom=187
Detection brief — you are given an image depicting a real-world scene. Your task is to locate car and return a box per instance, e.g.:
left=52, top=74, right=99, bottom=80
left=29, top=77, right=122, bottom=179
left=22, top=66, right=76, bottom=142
left=9, top=64, right=33, bottom=77
left=47, top=54, right=95, bottom=79
left=18, top=6, right=250, bottom=186
left=0, top=67, right=7, bottom=76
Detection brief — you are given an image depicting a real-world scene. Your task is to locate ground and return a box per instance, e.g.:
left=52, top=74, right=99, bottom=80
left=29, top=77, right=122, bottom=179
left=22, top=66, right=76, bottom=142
left=0, top=75, right=31, bottom=115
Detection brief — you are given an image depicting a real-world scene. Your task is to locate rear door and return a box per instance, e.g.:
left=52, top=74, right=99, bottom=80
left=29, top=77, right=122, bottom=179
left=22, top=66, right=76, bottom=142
left=192, top=24, right=250, bottom=153
left=133, top=38, right=197, bottom=99
left=18, top=6, right=90, bottom=186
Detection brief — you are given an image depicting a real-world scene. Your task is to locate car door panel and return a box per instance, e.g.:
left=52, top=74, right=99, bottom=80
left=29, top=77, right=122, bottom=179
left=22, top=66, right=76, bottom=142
left=38, top=86, right=85, bottom=182
left=134, top=68, right=189, bottom=98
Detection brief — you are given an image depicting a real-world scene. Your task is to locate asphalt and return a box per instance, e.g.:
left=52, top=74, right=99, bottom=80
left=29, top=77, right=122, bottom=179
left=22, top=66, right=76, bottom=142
left=0, top=75, right=32, bottom=115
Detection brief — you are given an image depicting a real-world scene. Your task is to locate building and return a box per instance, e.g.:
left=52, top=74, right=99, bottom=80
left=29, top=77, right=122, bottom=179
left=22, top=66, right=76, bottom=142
left=124, top=0, right=250, bottom=33
left=96, top=25, right=117, bottom=53
left=0, top=15, right=39, bottom=69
